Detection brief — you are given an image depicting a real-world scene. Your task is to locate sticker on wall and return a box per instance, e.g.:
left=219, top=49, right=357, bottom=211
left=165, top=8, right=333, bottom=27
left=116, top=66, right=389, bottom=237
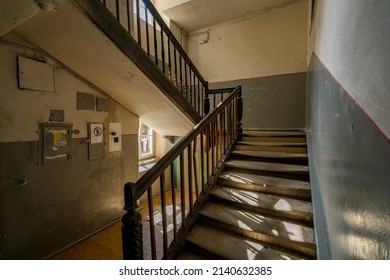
left=88, top=123, right=105, bottom=160
left=90, top=123, right=104, bottom=144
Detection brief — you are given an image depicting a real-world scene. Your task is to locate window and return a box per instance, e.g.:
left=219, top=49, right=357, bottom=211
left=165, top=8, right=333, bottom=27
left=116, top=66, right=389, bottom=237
left=139, top=122, right=154, bottom=160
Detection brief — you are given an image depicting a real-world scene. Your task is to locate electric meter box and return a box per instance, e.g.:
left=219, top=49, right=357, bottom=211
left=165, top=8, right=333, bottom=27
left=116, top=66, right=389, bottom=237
left=39, top=123, right=73, bottom=165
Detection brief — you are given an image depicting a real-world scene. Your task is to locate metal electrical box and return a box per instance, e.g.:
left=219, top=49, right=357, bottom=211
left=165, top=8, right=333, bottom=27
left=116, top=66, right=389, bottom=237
left=39, top=123, right=73, bottom=165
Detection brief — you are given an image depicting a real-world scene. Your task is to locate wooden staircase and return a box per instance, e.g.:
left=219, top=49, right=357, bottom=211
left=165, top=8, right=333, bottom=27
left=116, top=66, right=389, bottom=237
left=177, top=130, right=316, bottom=260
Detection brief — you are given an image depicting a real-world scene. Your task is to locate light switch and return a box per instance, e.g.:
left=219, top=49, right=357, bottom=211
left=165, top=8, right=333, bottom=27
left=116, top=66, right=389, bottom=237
left=109, top=123, right=121, bottom=152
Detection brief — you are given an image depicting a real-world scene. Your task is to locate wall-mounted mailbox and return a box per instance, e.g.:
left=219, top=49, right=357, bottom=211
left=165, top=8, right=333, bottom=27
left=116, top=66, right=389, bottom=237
left=39, top=123, right=73, bottom=165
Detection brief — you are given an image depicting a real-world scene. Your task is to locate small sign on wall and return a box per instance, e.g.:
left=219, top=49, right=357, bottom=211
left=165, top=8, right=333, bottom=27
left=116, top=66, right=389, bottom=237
left=88, top=123, right=105, bottom=160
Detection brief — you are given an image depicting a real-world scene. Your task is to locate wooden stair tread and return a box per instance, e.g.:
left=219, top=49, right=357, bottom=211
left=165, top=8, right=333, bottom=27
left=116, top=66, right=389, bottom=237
left=232, top=150, right=308, bottom=159
left=210, top=185, right=313, bottom=224
left=186, top=224, right=305, bottom=260
left=241, top=136, right=307, bottom=143
left=218, top=171, right=311, bottom=200
left=219, top=171, right=310, bottom=190
left=238, top=141, right=307, bottom=147
left=235, top=145, right=307, bottom=153
left=210, top=185, right=313, bottom=214
left=243, top=131, right=306, bottom=137
left=200, top=203, right=316, bottom=257
left=225, top=159, right=309, bottom=173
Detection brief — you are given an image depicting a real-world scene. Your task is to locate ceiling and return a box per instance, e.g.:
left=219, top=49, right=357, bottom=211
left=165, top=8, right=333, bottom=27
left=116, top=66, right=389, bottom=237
left=158, top=0, right=302, bottom=33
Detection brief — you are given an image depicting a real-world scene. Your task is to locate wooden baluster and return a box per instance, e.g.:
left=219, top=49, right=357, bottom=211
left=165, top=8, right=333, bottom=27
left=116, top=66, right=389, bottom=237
left=211, top=120, right=215, bottom=175
left=204, top=88, right=210, bottom=116
left=147, top=188, right=157, bottom=259
left=136, top=0, right=141, bottom=45
left=184, top=61, right=188, bottom=100
left=206, top=125, right=210, bottom=180
left=116, top=0, right=120, bottom=21
left=187, top=143, right=193, bottom=212
left=170, top=162, right=177, bottom=240
left=179, top=152, right=185, bottom=226
left=179, top=53, right=183, bottom=95
left=126, top=0, right=131, bottom=34
left=193, top=137, right=199, bottom=200
left=219, top=110, right=223, bottom=160
left=161, top=30, right=165, bottom=74
left=193, top=73, right=196, bottom=108
left=122, top=182, right=143, bottom=260
left=189, top=69, right=193, bottom=105
left=174, top=47, right=178, bottom=88
left=153, top=18, right=158, bottom=66
left=168, top=36, right=172, bottom=81
left=200, top=131, right=205, bottom=192
left=237, top=87, right=243, bottom=140
left=145, top=2, right=150, bottom=56
left=160, top=173, right=168, bottom=257
left=197, top=79, right=201, bottom=114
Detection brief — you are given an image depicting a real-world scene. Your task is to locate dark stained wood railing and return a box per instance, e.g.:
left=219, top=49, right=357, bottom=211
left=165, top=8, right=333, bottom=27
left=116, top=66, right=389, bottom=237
left=122, top=86, right=243, bottom=259
left=99, top=0, right=208, bottom=116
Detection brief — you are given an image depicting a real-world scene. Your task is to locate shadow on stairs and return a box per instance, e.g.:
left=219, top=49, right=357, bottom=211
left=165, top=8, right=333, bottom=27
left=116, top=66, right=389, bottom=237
left=176, top=130, right=316, bottom=260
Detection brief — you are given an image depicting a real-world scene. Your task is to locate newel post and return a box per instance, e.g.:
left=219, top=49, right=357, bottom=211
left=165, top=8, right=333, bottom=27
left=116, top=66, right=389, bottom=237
left=237, top=86, right=243, bottom=140
left=122, top=182, right=143, bottom=260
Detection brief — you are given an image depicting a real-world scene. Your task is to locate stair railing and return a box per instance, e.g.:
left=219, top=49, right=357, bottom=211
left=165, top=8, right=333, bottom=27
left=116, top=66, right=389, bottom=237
left=98, top=0, right=208, bottom=116
left=122, top=86, right=243, bottom=259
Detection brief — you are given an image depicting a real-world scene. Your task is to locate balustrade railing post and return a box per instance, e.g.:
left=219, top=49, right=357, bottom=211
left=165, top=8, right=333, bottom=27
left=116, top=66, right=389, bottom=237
left=122, top=182, right=143, bottom=260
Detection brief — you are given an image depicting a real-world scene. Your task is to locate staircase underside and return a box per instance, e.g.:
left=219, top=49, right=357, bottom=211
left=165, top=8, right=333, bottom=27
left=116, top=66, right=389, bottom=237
left=11, top=0, right=198, bottom=136
left=177, top=130, right=317, bottom=260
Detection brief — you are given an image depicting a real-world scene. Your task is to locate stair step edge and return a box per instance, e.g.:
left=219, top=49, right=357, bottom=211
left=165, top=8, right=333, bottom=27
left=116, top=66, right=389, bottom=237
left=186, top=224, right=309, bottom=260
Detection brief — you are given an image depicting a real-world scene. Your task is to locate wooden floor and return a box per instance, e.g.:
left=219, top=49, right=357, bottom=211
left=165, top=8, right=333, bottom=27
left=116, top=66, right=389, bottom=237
left=51, top=189, right=189, bottom=260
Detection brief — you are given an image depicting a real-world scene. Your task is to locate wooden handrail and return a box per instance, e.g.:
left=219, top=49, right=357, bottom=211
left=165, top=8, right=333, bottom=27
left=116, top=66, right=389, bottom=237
left=95, top=0, right=208, bottom=116
left=142, top=0, right=207, bottom=85
left=135, top=86, right=241, bottom=198
left=122, top=86, right=243, bottom=259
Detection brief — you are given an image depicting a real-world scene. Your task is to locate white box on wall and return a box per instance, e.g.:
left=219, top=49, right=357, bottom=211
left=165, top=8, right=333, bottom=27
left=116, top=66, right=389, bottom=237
left=109, top=123, right=121, bottom=152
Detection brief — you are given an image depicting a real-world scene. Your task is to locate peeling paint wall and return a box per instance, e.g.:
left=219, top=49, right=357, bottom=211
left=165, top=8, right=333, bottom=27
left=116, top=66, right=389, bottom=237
left=0, top=34, right=139, bottom=259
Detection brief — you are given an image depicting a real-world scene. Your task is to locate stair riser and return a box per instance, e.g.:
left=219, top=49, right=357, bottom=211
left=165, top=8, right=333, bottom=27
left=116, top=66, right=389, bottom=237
left=183, top=240, right=228, bottom=260
left=200, top=217, right=316, bottom=259
left=217, top=178, right=312, bottom=201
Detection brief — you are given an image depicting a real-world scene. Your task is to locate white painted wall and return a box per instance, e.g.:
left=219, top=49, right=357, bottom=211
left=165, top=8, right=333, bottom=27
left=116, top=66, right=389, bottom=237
left=0, top=33, right=139, bottom=143
left=187, top=0, right=308, bottom=83
left=308, top=0, right=390, bottom=139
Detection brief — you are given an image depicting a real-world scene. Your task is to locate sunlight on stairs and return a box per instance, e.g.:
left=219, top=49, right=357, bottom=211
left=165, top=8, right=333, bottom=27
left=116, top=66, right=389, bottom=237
left=177, top=130, right=316, bottom=260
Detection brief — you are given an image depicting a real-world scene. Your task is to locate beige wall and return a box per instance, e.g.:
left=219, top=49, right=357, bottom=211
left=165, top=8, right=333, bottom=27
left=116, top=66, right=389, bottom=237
left=187, top=0, right=308, bottom=83
left=308, top=0, right=390, bottom=139
left=0, top=33, right=139, bottom=143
